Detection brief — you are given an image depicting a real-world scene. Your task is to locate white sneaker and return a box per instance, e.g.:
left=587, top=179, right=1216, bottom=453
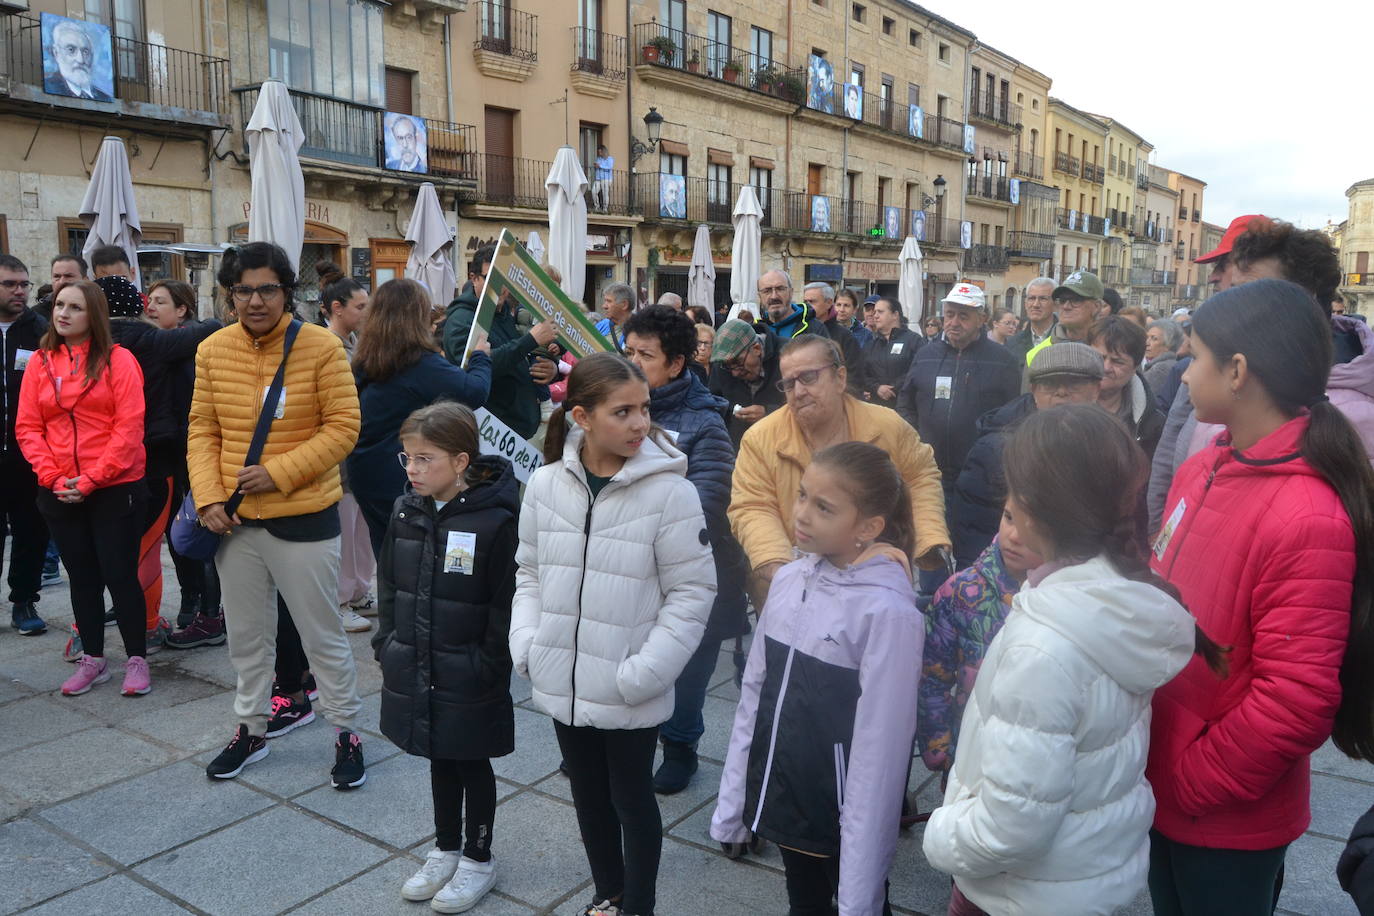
left=348, top=593, right=378, bottom=617
left=401, top=848, right=462, bottom=901
left=338, top=605, right=372, bottom=633
left=431, top=855, right=496, bottom=913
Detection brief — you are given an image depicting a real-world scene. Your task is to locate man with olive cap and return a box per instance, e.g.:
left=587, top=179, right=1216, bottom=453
left=708, top=318, right=785, bottom=448
left=1023, top=269, right=1105, bottom=366
left=948, top=341, right=1106, bottom=566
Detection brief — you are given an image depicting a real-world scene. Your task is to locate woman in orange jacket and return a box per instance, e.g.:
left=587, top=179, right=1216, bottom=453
left=16, top=279, right=148, bottom=697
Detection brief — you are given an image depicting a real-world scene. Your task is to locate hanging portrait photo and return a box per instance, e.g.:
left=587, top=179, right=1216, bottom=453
left=963, top=124, right=976, bottom=155
left=1009, top=178, right=1020, bottom=205
left=843, top=83, right=863, bottom=120
left=911, top=209, right=927, bottom=241
left=660, top=173, right=687, bottom=219
left=810, top=195, right=831, bottom=233
left=908, top=106, right=924, bottom=139
left=384, top=113, right=428, bottom=173
left=42, top=13, right=114, bottom=102
left=807, top=54, right=834, bottom=114
left=884, top=206, right=901, bottom=239
left=960, top=220, right=973, bottom=249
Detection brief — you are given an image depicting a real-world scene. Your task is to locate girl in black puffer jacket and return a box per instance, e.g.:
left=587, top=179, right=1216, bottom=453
left=373, top=402, right=517, bottom=912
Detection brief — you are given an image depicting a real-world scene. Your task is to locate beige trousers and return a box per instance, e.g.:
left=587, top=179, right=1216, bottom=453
left=217, top=526, right=362, bottom=736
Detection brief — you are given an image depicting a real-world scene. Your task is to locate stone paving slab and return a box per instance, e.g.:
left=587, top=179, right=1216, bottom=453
left=121, top=690, right=244, bottom=755
left=22, top=874, right=191, bottom=916
left=296, top=751, right=442, bottom=850
left=487, top=791, right=594, bottom=910
left=0, top=818, right=115, bottom=914
left=0, top=726, right=174, bottom=806
left=41, top=760, right=273, bottom=866
left=0, top=695, right=98, bottom=756
left=134, top=805, right=390, bottom=916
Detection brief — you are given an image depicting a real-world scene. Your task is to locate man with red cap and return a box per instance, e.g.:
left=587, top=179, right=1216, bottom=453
left=1146, top=215, right=1373, bottom=533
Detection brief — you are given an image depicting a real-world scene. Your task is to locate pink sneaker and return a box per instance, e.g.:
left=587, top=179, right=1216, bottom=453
left=122, top=656, right=151, bottom=696
left=61, top=656, right=110, bottom=696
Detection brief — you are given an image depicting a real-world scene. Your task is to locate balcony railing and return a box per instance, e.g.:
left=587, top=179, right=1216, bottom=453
left=968, top=175, right=1014, bottom=203
left=1099, top=265, right=1123, bottom=286
left=460, top=153, right=633, bottom=214
left=632, top=22, right=805, bottom=102
left=1176, top=284, right=1201, bottom=301
left=967, top=244, right=1010, bottom=271
left=475, top=1, right=538, bottom=61
left=1, top=13, right=227, bottom=123
left=1012, top=151, right=1044, bottom=181
left=1008, top=231, right=1055, bottom=259
left=1086, top=214, right=1107, bottom=235
left=1179, top=207, right=1189, bottom=219
left=1083, top=163, right=1105, bottom=184
left=1054, top=152, right=1079, bottom=176
left=571, top=27, right=626, bottom=81
left=969, top=89, right=1021, bottom=129
left=1137, top=172, right=1150, bottom=191
left=1131, top=268, right=1176, bottom=286
left=1109, top=154, right=1118, bottom=172
left=233, top=85, right=477, bottom=177
left=1191, top=209, right=1202, bottom=222
left=1056, top=208, right=1109, bottom=236
left=1346, top=273, right=1374, bottom=286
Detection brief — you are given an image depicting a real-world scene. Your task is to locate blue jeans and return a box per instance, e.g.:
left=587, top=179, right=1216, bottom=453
left=660, top=636, right=722, bottom=746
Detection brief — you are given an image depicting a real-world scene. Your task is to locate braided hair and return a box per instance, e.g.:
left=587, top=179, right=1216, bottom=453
left=1002, top=404, right=1228, bottom=675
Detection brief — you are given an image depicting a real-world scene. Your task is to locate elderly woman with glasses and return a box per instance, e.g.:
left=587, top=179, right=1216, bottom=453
left=727, top=334, right=950, bottom=605
left=188, top=242, right=369, bottom=787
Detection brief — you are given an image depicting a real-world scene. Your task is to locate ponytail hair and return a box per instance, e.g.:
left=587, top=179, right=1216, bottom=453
left=810, top=441, right=915, bottom=560
left=317, top=260, right=363, bottom=320
left=1193, top=279, right=1374, bottom=758
left=1002, top=404, right=1228, bottom=676
left=543, top=352, right=649, bottom=464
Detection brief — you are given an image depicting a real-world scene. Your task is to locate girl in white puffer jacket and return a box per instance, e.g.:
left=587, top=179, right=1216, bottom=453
left=923, top=405, right=1224, bottom=916
left=511, top=353, right=715, bottom=916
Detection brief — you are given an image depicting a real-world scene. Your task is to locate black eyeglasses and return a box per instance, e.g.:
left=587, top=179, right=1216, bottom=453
left=230, top=283, right=287, bottom=303
left=777, top=365, right=837, bottom=393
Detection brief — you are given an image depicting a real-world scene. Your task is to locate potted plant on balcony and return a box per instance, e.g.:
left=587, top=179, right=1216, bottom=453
left=686, top=49, right=701, bottom=73
left=643, top=35, right=676, bottom=65
left=722, top=56, right=744, bottom=84
left=779, top=70, right=805, bottom=102
left=754, top=64, right=781, bottom=94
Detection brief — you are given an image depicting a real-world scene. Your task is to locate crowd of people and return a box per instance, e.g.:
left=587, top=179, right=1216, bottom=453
left=2, top=211, right=1374, bottom=916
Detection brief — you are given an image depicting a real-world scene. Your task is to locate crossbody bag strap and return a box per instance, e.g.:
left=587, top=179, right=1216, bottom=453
left=224, top=319, right=302, bottom=517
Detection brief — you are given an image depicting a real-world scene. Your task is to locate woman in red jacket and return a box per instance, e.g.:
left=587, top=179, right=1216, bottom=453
left=16, top=280, right=148, bottom=697
left=1148, top=278, right=1374, bottom=915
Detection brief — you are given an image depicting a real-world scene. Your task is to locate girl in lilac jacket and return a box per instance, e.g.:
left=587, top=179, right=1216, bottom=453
left=711, top=442, right=923, bottom=915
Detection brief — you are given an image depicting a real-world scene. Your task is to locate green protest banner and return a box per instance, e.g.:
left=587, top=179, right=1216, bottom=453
left=460, top=228, right=614, bottom=482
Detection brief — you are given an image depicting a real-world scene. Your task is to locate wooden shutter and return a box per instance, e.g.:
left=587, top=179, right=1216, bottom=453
left=1358, top=251, right=1370, bottom=274
left=385, top=68, right=414, bottom=114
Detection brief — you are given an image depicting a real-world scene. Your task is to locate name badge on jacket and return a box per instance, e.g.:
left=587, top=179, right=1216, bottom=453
left=934, top=375, right=953, bottom=400
left=445, top=530, right=477, bottom=575
left=890, top=342, right=904, bottom=355
left=1153, top=498, right=1187, bottom=560
left=262, top=386, right=286, bottom=420
left=13, top=348, right=34, bottom=371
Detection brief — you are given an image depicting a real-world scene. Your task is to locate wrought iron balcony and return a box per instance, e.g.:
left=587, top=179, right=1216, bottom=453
left=969, top=89, right=1021, bottom=129
left=632, top=23, right=805, bottom=102
left=461, top=153, right=633, bottom=214
left=571, top=27, right=626, bottom=82
left=1008, top=231, right=1055, bottom=259
left=1012, top=151, right=1044, bottom=181
left=967, top=243, right=1010, bottom=271
left=1054, top=152, right=1079, bottom=176
left=474, top=1, right=538, bottom=61
left=968, top=175, right=1014, bottom=203
left=0, top=13, right=227, bottom=129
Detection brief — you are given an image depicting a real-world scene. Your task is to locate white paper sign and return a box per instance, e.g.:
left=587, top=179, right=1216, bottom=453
left=476, top=407, right=543, bottom=483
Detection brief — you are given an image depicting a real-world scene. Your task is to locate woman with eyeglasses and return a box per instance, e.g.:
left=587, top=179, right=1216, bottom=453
left=346, top=279, right=490, bottom=561
left=728, top=334, right=949, bottom=607
left=188, top=242, right=368, bottom=787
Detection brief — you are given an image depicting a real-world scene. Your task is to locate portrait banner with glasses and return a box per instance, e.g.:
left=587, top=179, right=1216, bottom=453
left=42, top=13, right=114, bottom=102
left=383, top=113, right=428, bottom=173
left=458, top=228, right=614, bottom=481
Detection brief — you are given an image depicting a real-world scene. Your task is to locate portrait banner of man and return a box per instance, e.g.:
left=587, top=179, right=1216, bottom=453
left=384, top=113, right=428, bottom=173
left=884, top=206, right=901, bottom=239
left=42, top=13, right=114, bottom=102
left=807, top=54, right=834, bottom=114
left=911, top=209, right=927, bottom=241
left=909, top=106, right=924, bottom=139
left=660, top=173, right=686, bottom=219
left=1009, top=178, right=1020, bottom=205
left=960, top=220, right=973, bottom=250
left=963, top=124, right=976, bottom=155
left=810, top=195, right=832, bottom=233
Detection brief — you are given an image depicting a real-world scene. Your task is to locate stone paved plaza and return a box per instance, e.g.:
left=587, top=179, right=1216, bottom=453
left=0, top=554, right=1369, bottom=915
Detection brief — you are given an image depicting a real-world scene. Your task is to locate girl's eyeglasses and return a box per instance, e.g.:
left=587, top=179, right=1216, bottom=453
left=397, top=452, right=437, bottom=470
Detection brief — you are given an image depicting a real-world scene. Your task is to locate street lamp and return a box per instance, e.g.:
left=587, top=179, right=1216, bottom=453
left=630, top=107, right=665, bottom=166
left=933, top=174, right=947, bottom=199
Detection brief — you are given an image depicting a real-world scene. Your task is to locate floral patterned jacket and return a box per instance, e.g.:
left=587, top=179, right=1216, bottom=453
left=917, top=538, right=1017, bottom=772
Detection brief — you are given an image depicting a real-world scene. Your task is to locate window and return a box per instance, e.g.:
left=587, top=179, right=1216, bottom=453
left=750, top=164, right=772, bottom=212
left=938, top=42, right=950, bottom=63
left=750, top=26, right=773, bottom=71
left=707, top=163, right=732, bottom=220
left=907, top=82, right=919, bottom=109
left=385, top=67, right=414, bottom=114
left=1016, top=91, right=1023, bottom=104
left=878, top=176, right=891, bottom=211
left=660, top=151, right=686, bottom=176
left=909, top=28, right=921, bottom=47
left=849, top=62, right=864, bottom=88
left=268, top=0, right=385, bottom=105
left=1032, top=98, right=1039, bottom=111
left=880, top=76, right=893, bottom=128
left=579, top=124, right=604, bottom=176
left=851, top=3, right=865, bottom=23
left=707, top=11, right=732, bottom=79
left=86, top=0, right=145, bottom=83
left=882, top=16, right=894, bottom=35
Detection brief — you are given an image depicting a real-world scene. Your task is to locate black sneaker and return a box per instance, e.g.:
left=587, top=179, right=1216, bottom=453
left=11, top=602, right=46, bottom=636
left=331, top=730, right=366, bottom=790
left=206, top=724, right=269, bottom=779
left=265, top=692, right=315, bottom=738
left=302, top=671, right=319, bottom=702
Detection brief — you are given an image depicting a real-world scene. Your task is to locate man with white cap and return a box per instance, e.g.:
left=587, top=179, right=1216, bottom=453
left=897, top=282, right=1022, bottom=487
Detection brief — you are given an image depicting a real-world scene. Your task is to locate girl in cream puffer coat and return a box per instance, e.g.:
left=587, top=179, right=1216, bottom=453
left=922, top=405, right=1219, bottom=916
left=511, top=353, right=714, bottom=916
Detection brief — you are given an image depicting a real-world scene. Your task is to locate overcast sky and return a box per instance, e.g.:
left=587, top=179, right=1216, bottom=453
left=941, top=0, right=1371, bottom=229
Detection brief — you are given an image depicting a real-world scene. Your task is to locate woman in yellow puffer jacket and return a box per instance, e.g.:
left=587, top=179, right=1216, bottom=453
left=187, top=242, right=367, bottom=789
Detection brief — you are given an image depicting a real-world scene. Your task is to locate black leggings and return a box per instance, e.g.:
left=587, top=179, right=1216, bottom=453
left=274, top=595, right=309, bottom=693
left=38, top=482, right=147, bottom=658
left=431, top=758, right=496, bottom=861
left=779, top=846, right=892, bottom=916
left=553, top=722, right=661, bottom=916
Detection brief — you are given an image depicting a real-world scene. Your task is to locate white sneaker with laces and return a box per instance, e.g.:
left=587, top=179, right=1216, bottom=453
left=401, top=848, right=462, bottom=901
left=337, top=605, right=372, bottom=633
left=431, top=855, right=496, bottom=913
